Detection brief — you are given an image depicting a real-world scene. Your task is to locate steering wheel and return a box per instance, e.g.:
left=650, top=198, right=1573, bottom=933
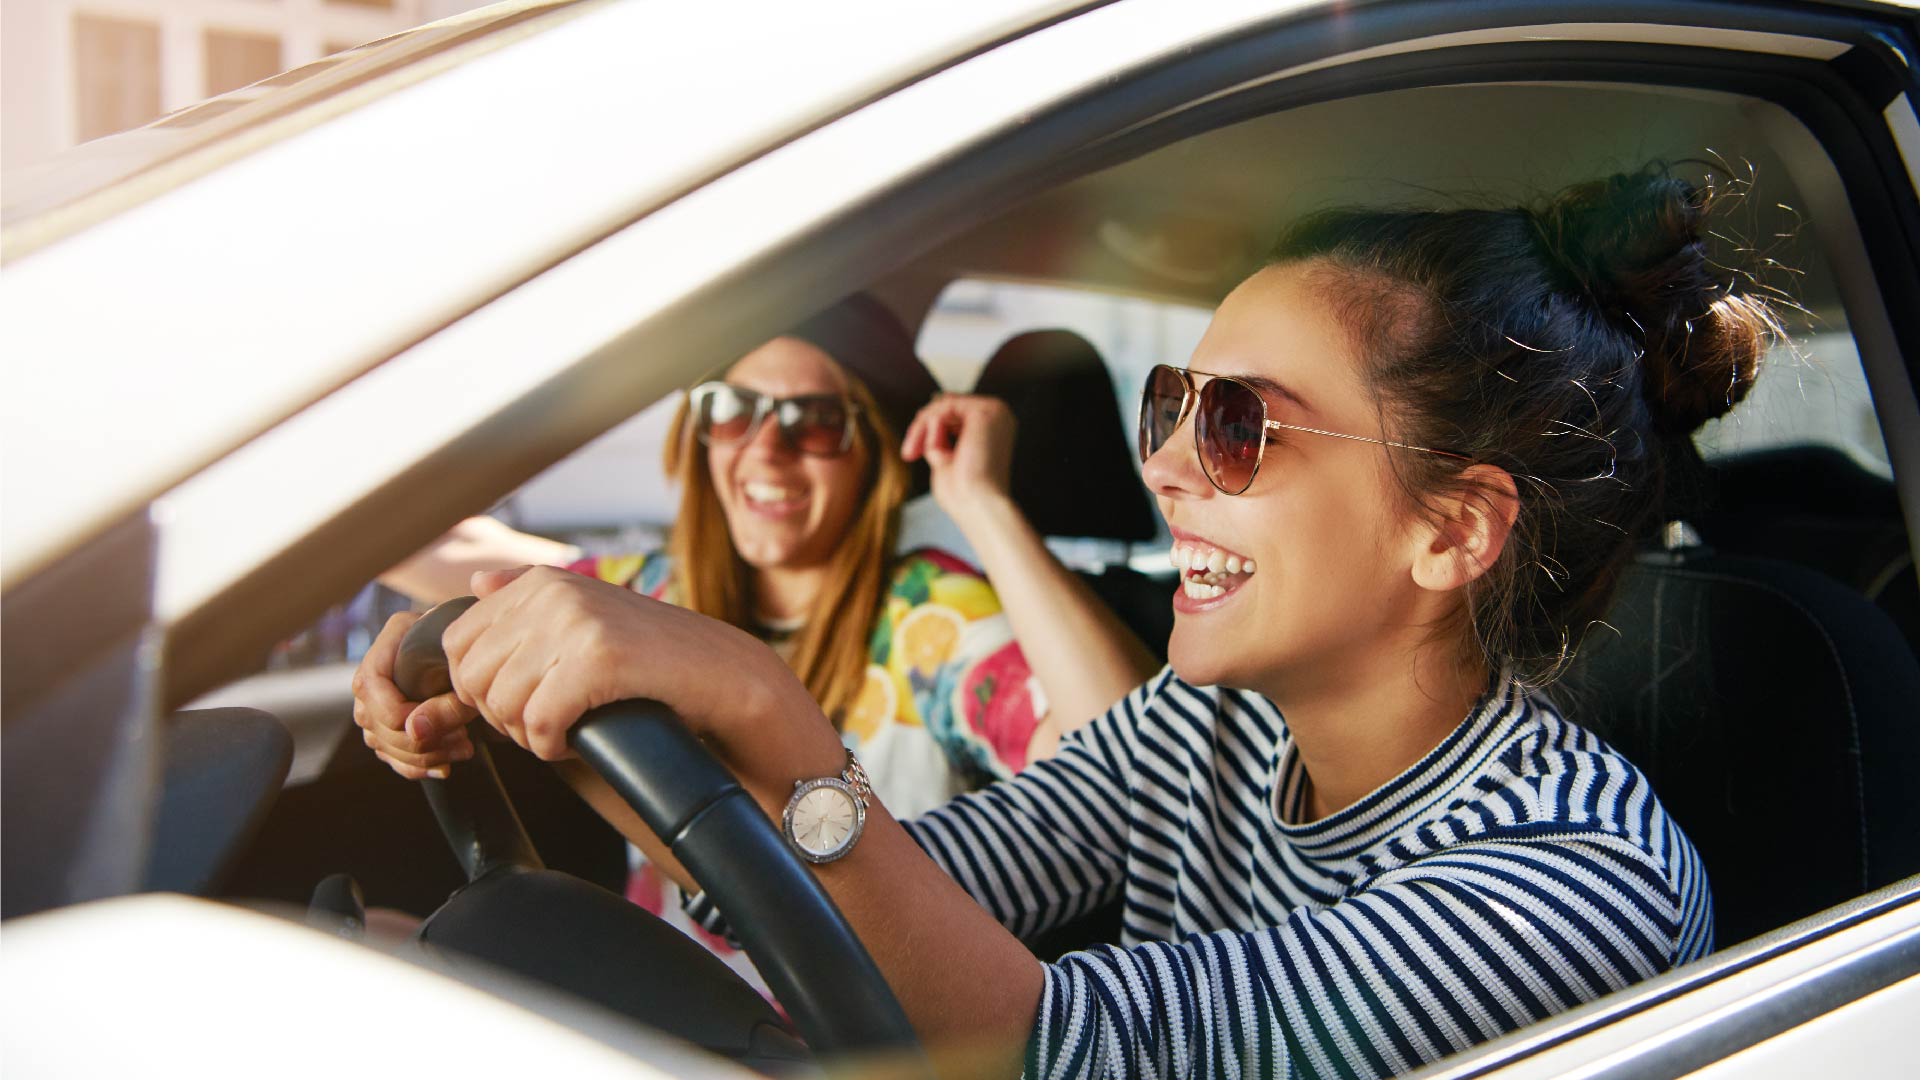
left=393, top=596, right=922, bottom=1066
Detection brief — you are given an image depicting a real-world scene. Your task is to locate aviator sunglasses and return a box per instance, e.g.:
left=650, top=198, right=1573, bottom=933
left=1138, top=364, right=1467, bottom=495
left=689, top=382, right=861, bottom=457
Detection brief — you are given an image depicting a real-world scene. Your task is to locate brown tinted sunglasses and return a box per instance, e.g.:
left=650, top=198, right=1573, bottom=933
left=1137, top=364, right=1467, bottom=495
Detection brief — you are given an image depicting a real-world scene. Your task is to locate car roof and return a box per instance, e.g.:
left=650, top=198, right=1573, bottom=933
left=893, top=82, right=1845, bottom=321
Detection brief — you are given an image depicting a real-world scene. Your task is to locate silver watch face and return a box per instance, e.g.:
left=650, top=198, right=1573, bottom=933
left=784, top=778, right=864, bottom=863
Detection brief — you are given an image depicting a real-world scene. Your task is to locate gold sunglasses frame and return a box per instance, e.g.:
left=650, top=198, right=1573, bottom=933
left=1140, top=364, right=1468, bottom=495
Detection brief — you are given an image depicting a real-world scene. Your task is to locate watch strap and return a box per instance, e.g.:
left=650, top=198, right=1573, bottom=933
left=840, top=750, right=872, bottom=807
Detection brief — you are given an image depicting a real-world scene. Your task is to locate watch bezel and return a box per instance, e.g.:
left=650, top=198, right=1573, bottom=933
left=782, top=776, right=867, bottom=864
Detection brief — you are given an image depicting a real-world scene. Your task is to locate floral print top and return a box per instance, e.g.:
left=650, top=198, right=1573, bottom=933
left=565, top=547, right=1041, bottom=818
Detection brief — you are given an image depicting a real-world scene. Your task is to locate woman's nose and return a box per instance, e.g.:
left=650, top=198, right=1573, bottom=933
left=1140, top=417, right=1211, bottom=501
left=742, top=411, right=795, bottom=458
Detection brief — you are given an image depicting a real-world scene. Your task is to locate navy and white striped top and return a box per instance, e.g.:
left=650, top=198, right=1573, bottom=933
left=698, top=667, right=1713, bottom=1078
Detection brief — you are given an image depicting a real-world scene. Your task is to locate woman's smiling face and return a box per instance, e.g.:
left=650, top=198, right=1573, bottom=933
left=1144, top=262, right=1435, bottom=694
left=705, top=337, right=871, bottom=572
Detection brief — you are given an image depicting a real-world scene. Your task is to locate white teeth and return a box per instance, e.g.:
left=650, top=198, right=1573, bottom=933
left=1180, top=579, right=1227, bottom=601
left=1166, top=542, right=1258, bottom=578
left=745, top=482, right=802, bottom=503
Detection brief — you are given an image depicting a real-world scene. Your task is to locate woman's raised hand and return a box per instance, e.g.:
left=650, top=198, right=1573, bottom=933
left=901, top=393, right=1017, bottom=518
left=351, top=611, right=478, bottom=780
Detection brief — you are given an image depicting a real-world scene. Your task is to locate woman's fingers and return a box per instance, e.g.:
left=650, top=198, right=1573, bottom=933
left=366, top=719, right=473, bottom=779
left=443, top=566, right=580, bottom=754
left=442, top=570, right=533, bottom=743
left=900, top=407, right=932, bottom=462
left=348, top=607, right=492, bottom=782
left=519, top=658, right=587, bottom=761
left=449, top=623, right=531, bottom=746
left=352, top=612, right=420, bottom=726
left=405, top=691, right=478, bottom=747
left=906, top=397, right=964, bottom=465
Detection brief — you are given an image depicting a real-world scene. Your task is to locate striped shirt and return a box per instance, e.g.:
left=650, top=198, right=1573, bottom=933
left=693, top=667, right=1713, bottom=1078
left=908, top=668, right=1710, bottom=1079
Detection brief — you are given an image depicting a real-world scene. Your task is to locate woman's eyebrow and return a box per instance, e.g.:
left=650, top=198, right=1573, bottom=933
left=1234, top=373, right=1314, bottom=414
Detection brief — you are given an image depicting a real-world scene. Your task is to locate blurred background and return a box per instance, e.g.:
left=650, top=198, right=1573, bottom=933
left=2, top=0, right=493, bottom=174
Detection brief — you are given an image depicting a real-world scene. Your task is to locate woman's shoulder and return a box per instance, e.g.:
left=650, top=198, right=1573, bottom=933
left=880, top=547, right=1008, bottom=624
left=889, top=547, right=989, bottom=588
left=1466, top=688, right=1689, bottom=857
left=564, top=549, right=676, bottom=599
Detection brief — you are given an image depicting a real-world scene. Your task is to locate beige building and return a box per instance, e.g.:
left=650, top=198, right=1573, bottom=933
left=2, top=0, right=489, bottom=176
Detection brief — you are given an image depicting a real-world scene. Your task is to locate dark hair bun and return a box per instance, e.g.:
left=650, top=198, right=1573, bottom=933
left=1530, top=169, right=1771, bottom=434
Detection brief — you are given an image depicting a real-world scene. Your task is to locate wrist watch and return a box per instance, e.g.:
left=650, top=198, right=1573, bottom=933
left=781, top=750, right=872, bottom=864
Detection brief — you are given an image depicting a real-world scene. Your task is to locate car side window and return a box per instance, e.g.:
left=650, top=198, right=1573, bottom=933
left=1694, top=330, right=1893, bottom=478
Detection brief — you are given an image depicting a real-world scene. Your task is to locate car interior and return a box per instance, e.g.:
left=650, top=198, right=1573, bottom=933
left=33, top=37, right=1916, bottom=1075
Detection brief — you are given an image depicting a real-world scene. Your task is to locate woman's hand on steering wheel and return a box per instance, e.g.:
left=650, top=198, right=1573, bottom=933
left=901, top=393, right=1016, bottom=520
left=351, top=612, right=477, bottom=779
left=433, top=567, right=835, bottom=779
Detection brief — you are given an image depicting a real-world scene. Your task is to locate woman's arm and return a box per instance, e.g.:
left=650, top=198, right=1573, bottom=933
left=687, top=681, right=1145, bottom=945
left=1027, top=833, right=1694, bottom=1080
left=379, top=516, right=581, bottom=604
left=902, top=395, right=1159, bottom=753
left=428, top=567, right=1058, bottom=1069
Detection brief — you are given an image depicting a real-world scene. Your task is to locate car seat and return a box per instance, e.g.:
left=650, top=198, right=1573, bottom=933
left=970, top=329, right=1167, bottom=957
left=973, top=329, right=1173, bottom=661
left=1557, top=540, right=1920, bottom=948
left=1693, top=445, right=1916, bottom=649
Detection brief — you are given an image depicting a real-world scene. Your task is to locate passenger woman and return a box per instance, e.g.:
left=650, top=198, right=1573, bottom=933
left=375, top=294, right=1157, bottom=815
left=355, top=169, right=1764, bottom=1078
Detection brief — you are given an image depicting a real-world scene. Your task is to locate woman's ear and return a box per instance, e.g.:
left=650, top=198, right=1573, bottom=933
left=1409, top=464, right=1519, bottom=592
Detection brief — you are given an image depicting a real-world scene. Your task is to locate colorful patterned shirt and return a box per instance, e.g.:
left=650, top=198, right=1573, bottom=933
left=565, top=547, right=1041, bottom=818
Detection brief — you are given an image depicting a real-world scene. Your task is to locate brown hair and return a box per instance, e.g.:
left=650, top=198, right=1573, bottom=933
left=1270, top=165, right=1780, bottom=687
left=662, top=365, right=910, bottom=724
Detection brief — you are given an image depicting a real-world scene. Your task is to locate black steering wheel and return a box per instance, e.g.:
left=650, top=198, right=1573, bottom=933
left=393, top=597, right=922, bottom=1066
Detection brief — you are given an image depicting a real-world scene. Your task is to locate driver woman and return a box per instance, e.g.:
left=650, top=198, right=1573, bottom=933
left=354, top=169, right=1752, bottom=1078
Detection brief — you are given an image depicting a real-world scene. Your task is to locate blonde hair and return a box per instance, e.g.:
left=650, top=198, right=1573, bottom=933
left=662, top=370, right=910, bottom=725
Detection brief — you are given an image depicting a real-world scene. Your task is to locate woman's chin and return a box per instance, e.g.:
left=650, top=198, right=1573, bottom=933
left=1167, top=633, right=1244, bottom=691
left=730, top=535, right=801, bottom=569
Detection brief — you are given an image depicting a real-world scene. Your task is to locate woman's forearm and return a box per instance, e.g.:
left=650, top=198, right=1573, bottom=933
left=573, top=727, right=1042, bottom=1070
left=432, top=567, right=1045, bottom=1071
left=952, top=492, right=1159, bottom=739
left=379, top=516, right=581, bottom=604
left=729, top=724, right=1044, bottom=1070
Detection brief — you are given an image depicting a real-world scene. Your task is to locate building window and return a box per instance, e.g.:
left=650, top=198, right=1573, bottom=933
left=73, top=15, right=162, bottom=143
left=205, top=29, right=284, bottom=97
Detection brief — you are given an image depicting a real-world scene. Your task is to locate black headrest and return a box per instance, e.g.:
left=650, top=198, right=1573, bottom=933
left=973, top=330, right=1158, bottom=542
left=1558, top=549, right=1919, bottom=948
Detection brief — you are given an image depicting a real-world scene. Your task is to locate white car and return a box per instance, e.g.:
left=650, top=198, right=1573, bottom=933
left=3, top=0, right=1915, bottom=1076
